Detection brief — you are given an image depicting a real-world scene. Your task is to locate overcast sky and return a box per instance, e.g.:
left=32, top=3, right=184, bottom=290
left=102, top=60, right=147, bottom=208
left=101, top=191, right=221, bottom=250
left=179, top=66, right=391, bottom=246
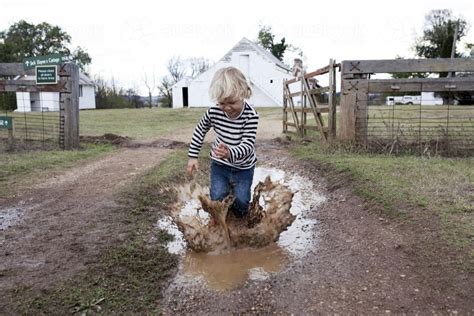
left=1, top=0, right=473, bottom=95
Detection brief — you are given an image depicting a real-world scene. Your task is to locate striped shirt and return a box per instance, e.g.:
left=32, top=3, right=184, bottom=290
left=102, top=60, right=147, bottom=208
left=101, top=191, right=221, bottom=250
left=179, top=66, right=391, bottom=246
left=188, top=101, right=259, bottom=169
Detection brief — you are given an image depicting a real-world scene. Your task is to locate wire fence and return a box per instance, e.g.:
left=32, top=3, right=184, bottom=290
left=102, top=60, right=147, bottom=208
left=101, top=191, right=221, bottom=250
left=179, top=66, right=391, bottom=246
left=0, top=93, right=62, bottom=152
left=362, top=93, right=474, bottom=156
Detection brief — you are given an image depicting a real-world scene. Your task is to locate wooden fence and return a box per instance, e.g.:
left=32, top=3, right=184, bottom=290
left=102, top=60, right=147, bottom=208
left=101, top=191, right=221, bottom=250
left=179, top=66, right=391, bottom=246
left=0, top=63, right=80, bottom=150
left=283, top=59, right=338, bottom=141
left=339, top=58, right=474, bottom=155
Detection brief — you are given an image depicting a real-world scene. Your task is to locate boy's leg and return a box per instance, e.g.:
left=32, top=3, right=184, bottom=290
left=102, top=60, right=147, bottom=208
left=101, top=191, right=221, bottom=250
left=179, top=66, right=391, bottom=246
left=231, top=166, right=255, bottom=218
left=210, top=161, right=230, bottom=201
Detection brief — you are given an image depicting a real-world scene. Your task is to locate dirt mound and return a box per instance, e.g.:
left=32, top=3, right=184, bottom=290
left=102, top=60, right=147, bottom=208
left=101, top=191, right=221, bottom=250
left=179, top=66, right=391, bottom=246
left=80, top=133, right=131, bottom=146
left=172, top=176, right=295, bottom=253
left=127, top=139, right=187, bottom=149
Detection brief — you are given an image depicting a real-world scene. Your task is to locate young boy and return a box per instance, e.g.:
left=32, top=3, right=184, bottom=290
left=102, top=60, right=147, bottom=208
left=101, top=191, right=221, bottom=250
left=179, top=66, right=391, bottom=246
left=186, top=67, right=259, bottom=218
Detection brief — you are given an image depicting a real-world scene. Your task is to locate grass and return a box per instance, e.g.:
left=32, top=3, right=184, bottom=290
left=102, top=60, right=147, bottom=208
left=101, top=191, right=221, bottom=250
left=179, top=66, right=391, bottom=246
left=291, top=141, right=474, bottom=269
left=13, top=149, right=189, bottom=315
left=79, top=107, right=207, bottom=139
left=0, top=143, right=114, bottom=198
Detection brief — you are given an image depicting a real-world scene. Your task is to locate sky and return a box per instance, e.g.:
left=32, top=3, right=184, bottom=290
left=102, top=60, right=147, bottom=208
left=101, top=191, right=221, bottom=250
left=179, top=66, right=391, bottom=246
left=1, top=0, right=473, bottom=95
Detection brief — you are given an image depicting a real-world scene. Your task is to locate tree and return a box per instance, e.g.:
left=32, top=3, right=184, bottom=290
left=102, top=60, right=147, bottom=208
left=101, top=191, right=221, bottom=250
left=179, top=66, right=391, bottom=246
left=189, top=57, right=211, bottom=78
left=157, top=76, right=174, bottom=108
left=158, top=57, right=187, bottom=107
left=142, top=71, right=156, bottom=108
left=0, top=20, right=92, bottom=71
left=167, top=56, right=186, bottom=83
left=415, top=10, right=469, bottom=60
left=94, top=76, right=141, bottom=109
left=257, top=25, right=288, bottom=61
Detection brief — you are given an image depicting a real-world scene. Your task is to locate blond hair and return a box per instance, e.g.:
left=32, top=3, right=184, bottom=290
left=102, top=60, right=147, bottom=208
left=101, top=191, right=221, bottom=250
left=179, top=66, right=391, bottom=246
left=209, top=67, right=252, bottom=103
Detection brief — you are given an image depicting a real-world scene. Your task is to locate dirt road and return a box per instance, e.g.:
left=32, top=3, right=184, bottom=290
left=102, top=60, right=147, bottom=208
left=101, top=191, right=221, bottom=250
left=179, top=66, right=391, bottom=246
left=0, top=115, right=472, bottom=314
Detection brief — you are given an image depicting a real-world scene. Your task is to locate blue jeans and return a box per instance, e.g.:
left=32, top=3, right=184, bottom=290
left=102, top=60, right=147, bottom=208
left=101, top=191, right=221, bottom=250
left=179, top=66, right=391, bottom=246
left=210, top=161, right=255, bottom=217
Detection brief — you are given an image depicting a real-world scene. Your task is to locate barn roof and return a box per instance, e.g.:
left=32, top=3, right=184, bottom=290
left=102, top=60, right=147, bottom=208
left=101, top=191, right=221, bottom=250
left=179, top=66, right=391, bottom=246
left=220, top=37, right=290, bottom=71
left=79, top=73, right=95, bottom=86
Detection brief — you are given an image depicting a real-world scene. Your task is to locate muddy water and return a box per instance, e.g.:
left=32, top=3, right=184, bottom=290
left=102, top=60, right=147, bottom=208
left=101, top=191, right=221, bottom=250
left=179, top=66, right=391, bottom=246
left=158, top=167, right=326, bottom=290
left=183, top=244, right=288, bottom=290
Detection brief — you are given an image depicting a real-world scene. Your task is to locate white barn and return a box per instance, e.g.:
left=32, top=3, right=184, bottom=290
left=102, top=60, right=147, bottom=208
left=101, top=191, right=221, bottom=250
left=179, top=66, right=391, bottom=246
left=16, top=72, right=96, bottom=112
left=172, top=37, right=292, bottom=108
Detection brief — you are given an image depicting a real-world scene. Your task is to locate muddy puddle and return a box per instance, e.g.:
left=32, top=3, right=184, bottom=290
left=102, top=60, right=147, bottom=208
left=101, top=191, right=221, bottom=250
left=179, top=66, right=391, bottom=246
left=0, top=200, right=47, bottom=231
left=157, top=167, right=326, bottom=290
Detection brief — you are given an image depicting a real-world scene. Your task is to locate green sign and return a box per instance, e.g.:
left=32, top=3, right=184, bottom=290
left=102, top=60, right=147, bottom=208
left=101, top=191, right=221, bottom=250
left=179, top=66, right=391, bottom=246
left=36, top=65, right=58, bottom=84
left=0, top=116, right=13, bottom=130
left=23, top=53, right=68, bottom=70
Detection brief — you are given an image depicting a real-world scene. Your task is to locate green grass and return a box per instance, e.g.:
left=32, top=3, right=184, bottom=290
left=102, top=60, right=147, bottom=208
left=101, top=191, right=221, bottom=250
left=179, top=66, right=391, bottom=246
left=14, top=150, right=189, bottom=315
left=292, top=141, right=474, bottom=269
left=80, top=107, right=286, bottom=140
left=0, top=143, right=114, bottom=198
left=80, top=107, right=207, bottom=139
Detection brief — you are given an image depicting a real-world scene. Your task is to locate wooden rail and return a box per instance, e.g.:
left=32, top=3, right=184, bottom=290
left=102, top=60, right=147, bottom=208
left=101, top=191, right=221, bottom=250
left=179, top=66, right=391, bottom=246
left=339, top=58, right=474, bottom=145
left=283, top=59, right=337, bottom=141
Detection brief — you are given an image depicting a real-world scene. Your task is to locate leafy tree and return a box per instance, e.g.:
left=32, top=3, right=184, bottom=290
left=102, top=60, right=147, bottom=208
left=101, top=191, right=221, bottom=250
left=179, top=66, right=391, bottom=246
left=0, top=20, right=92, bottom=72
left=415, top=10, right=469, bottom=60
left=392, top=11, right=471, bottom=81
left=257, top=25, right=288, bottom=61
left=157, top=76, right=174, bottom=108
left=94, top=76, right=142, bottom=109
left=0, top=92, right=16, bottom=111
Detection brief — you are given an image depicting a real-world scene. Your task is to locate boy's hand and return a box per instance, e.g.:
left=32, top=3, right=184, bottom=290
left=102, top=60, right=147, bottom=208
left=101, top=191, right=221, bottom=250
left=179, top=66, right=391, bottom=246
left=187, top=158, right=198, bottom=177
left=213, top=143, right=230, bottom=159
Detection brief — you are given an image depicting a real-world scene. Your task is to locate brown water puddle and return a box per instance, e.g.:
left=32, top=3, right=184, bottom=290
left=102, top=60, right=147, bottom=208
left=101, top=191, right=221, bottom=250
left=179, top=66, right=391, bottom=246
left=183, top=244, right=288, bottom=290
left=157, top=167, right=326, bottom=290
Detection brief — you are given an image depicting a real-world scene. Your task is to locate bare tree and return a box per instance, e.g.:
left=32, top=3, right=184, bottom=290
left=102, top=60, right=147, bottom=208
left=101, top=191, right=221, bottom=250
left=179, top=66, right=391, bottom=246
left=157, top=57, right=186, bottom=108
left=167, top=57, right=186, bottom=83
left=189, top=57, right=211, bottom=78
left=142, top=71, right=156, bottom=108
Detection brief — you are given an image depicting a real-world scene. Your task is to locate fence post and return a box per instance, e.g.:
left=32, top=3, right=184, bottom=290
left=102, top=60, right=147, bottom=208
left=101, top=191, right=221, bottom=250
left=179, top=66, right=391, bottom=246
left=339, top=61, right=369, bottom=143
left=355, top=80, right=369, bottom=144
left=59, top=63, right=80, bottom=149
left=300, top=71, right=305, bottom=137
left=339, top=61, right=356, bottom=140
left=328, top=59, right=337, bottom=140
left=283, top=79, right=287, bottom=133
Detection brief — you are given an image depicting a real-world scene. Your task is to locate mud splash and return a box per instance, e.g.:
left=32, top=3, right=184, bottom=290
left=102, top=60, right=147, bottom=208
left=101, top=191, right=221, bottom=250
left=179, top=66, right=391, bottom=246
left=158, top=167, right=326, bottom=290
left=172, top=175, right=295, bottom=254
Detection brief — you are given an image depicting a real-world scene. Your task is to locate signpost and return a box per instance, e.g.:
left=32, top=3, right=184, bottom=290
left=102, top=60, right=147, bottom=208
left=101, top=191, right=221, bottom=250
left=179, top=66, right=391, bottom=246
left=23, top=53, right=68, bottom=70
left=36, top=65, right=58, bottom=84
left=0, top=116, right=12, bottom=130
left=0, top=116, right=14, bottom=147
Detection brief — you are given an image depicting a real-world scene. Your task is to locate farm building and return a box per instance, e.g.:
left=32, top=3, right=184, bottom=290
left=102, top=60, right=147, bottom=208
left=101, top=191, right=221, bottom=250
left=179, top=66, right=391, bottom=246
left=172, top=37, right=293, bottom=108
left=15, top=72, right=96, bottom=112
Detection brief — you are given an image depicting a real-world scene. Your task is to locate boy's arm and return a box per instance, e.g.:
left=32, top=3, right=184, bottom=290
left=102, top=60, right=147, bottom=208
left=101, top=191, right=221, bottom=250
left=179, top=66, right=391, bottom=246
left=227, top=114, right=258, bottom=162
left=188, top=109, right=212, bottom=159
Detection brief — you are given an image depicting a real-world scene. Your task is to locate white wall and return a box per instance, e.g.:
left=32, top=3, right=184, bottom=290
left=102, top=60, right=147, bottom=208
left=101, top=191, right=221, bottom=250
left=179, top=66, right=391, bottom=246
left=16, top=85, right=95, bottom=112
left=38, top=92, right=60, bottom=111
left=15, top=92, right=31, bottom=112
left=188, top=61, right=226, bottom=108
left=184, top=52, right=291, bottom=108
left=172, top=79, right=188, bottom=109
left=80, top=86, right=96, bottom=109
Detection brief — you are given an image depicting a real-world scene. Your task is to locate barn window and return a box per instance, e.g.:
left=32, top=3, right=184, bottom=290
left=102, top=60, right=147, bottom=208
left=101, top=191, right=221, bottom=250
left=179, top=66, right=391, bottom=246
left=270, top=79, right=273, bottom=83
left=79, top=85, right=83, bottom=97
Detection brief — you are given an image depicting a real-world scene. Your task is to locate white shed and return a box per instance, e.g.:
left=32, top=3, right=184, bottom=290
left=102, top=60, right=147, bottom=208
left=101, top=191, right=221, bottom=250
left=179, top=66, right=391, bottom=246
left=172, top=37, right=292, bottom=108
left=15, top=72, right=96, bottom=112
